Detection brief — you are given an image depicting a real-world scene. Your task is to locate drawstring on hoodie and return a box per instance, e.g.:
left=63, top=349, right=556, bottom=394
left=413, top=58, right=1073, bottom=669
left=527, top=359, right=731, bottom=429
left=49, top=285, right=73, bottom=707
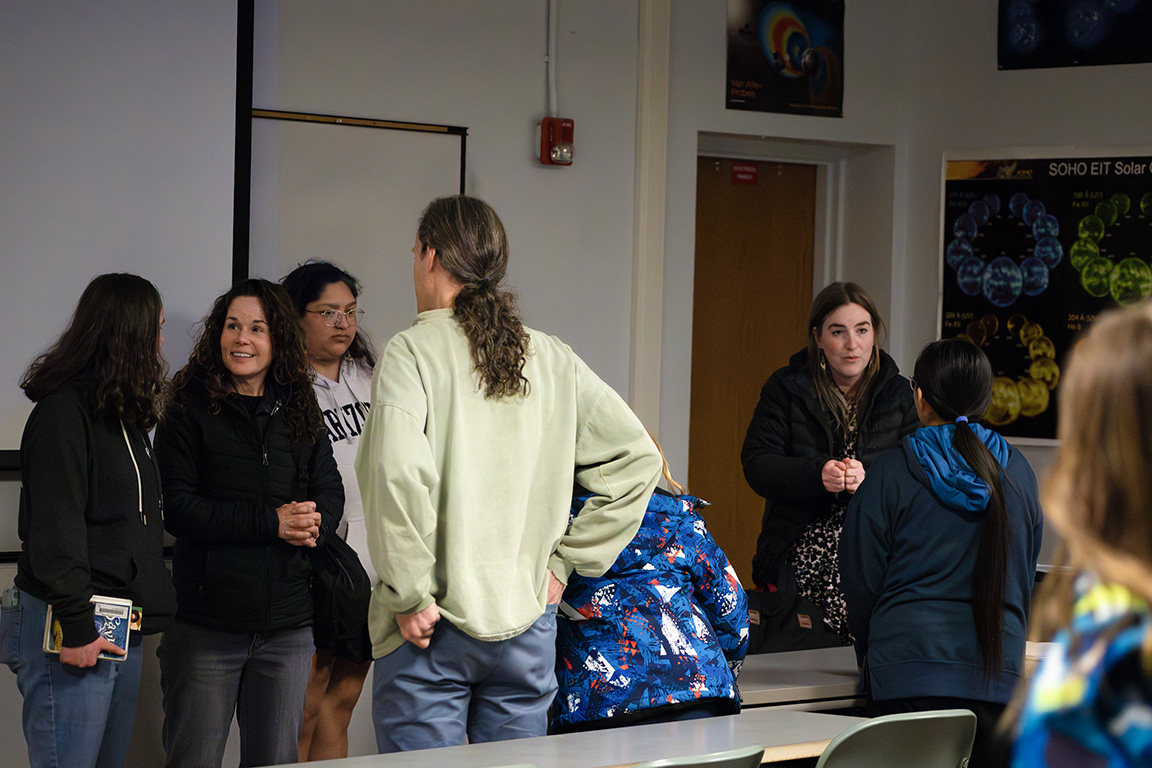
left=120, top=420, right=145, bottom=524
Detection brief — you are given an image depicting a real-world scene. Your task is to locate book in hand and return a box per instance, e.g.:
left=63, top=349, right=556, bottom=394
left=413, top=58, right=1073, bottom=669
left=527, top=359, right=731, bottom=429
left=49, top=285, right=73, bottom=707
left=43, top=595, right=135, bottom=661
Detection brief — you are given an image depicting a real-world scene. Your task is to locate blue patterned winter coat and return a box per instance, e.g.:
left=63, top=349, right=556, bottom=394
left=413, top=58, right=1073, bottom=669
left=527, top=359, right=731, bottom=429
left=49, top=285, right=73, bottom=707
left=1013, top=575, right=1152, bottom=767
left=552, top=489, right=749, bottom=731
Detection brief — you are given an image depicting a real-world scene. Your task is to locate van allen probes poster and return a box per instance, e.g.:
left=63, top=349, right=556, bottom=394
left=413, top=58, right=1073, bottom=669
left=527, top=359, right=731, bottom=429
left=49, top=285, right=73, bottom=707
left=726, top=0, right=844, bottom=117
left=941, top=152, right=1152, bottom=440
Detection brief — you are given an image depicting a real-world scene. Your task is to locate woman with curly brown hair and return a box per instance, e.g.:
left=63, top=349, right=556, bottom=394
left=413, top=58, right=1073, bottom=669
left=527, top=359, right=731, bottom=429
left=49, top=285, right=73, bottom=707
left=155, top=278, right=344, bottom=767
left=357, top=195, right=661, bottom=752
left=3, top=273, right=176, bottom=768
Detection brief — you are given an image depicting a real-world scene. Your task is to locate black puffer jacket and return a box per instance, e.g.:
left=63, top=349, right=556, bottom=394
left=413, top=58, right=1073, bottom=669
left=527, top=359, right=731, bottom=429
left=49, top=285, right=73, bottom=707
left=155, top=380, right=344, bottom=632
left=741, top=349, right=918, bottom=587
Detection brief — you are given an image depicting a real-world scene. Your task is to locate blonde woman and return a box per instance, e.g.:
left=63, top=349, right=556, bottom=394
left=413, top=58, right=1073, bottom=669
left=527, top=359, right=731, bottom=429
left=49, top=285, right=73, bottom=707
left=1013, top=303, right=1152, bottom=766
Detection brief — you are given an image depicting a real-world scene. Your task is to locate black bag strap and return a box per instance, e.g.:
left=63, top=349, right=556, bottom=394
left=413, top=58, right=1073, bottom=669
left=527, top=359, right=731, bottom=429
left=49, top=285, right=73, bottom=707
left=290, top=437, right=314, bottom=502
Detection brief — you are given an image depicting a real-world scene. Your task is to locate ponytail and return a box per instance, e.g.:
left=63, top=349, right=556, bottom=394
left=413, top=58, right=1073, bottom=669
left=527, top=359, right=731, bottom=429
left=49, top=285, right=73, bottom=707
left=417, top=195, right=531, bottom=399
left=453, top=281, right=530, bottom=398
left=914, top=339, right=1008, bottom=676
left=953, top=417, right=1008, bottom=675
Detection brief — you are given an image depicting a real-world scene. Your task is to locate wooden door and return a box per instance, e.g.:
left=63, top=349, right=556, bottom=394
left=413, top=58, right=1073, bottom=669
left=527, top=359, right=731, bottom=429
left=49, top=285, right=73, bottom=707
left=689, top=157, right=816, bottom=586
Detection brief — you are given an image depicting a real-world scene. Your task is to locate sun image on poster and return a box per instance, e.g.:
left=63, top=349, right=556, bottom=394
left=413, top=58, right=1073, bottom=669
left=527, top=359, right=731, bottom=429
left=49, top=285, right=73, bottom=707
left=999, top=0, right=1152, bottom=70
left=726, top=0, right=843, bottom=117
left=941, top=153, right=1152, bottom=440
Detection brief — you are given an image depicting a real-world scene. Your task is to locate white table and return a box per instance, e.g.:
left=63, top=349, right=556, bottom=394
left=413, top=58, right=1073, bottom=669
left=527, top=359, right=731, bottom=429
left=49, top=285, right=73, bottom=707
left=738, top=646, right=863, bottom=710
left=276, top=707, right=864, bottom=767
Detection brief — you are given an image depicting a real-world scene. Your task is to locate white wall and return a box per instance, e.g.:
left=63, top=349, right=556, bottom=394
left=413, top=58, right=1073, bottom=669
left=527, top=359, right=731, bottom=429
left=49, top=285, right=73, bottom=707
left=254, top=0, right=641, bottom=395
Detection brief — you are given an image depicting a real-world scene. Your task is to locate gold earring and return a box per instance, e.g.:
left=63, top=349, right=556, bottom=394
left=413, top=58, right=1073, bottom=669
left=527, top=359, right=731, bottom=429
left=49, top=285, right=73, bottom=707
left=818, top=351, right=828, bottom=373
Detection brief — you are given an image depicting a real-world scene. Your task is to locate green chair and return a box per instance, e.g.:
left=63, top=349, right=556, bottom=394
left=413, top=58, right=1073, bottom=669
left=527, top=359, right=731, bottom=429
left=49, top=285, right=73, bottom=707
left=630, top=743, right=766, bottom=768
left=814, top=709, right=977, bottom=768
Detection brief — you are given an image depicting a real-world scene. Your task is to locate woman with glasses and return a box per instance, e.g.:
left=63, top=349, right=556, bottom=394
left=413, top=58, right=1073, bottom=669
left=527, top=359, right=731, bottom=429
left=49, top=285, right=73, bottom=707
left=4, top=273, right=176, bottom=768
left=840, top=338, right=1042, bottom=767
left=741, top=282, right=919, bottom=647
left=155, top=278, right=344, bottom=767
left=282, top=260, right=376, bottom=762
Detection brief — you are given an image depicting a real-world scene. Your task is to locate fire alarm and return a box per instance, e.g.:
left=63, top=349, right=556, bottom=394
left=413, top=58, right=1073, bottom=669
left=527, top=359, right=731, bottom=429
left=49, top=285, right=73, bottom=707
left=537, top=117, right=574, bottom=166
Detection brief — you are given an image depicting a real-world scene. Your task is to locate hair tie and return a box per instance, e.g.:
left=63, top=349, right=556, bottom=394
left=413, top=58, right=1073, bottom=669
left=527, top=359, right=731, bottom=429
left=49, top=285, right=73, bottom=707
left=955, top=416, right=968, bottom=424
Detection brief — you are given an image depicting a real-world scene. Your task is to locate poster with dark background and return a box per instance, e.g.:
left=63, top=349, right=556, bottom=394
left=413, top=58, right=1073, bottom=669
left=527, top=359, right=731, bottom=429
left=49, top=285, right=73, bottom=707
left=942, top=154, right=1152, bottom=440
left=999, top=0, right=1152, bottom=70
left=726, top=0, right=844, bottom=117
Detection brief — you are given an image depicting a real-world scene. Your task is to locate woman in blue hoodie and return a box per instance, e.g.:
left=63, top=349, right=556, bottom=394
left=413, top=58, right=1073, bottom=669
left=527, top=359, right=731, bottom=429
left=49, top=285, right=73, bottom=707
left=840, top=338, right=1043, bottom=767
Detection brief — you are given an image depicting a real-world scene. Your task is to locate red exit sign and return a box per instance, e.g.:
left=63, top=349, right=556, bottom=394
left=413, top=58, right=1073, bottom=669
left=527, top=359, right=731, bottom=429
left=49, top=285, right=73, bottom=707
left=731, top=163, right=757, bottom=185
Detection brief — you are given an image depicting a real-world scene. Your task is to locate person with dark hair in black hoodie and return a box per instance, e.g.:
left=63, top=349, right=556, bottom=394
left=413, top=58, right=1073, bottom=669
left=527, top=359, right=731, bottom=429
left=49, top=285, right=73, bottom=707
left=4, top=273, right=176, bottom=768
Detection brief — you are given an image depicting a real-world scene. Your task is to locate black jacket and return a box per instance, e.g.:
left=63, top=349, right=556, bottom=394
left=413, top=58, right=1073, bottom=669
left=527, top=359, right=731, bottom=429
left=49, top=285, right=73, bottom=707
left=155, top=380, right=344, bottom=632
left=741, top=349, right=919, bottom=587
left=16, top=385, right=177, bottom=645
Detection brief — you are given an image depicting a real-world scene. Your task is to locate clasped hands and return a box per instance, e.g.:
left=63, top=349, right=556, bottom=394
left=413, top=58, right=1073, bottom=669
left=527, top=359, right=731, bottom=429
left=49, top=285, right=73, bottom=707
left=396, top=570, right=566, bottom=649
left=276, top=500, right=320, bottom=547
left=822, top=457, right=864, bottom=494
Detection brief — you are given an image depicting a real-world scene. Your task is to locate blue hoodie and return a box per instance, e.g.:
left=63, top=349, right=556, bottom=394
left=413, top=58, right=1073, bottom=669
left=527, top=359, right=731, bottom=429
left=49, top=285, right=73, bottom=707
left=907, top=424, right=1011, bottom=513
left=840, top=424, right=1043, bottom=704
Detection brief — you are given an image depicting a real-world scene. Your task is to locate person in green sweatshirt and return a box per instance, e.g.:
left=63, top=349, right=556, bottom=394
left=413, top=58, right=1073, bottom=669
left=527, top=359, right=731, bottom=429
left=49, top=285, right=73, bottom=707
left=356, top=194, right=661, bottom=753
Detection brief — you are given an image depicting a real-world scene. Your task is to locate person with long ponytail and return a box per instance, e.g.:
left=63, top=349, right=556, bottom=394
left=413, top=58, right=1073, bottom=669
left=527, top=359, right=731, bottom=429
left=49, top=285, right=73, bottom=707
left=840, top=338, right=1043, bottom=767
left=356, top=195, right=661, bottom=752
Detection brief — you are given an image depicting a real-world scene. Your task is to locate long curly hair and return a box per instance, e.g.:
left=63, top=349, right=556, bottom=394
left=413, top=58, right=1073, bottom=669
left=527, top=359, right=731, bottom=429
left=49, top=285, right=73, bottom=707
left=21, top=273, right=166, bottom=432
left=172, top=278, right=322, bottom=442
left=280, top=259, right=377, bottom=367
left=418, top=195, right=530, bottom=399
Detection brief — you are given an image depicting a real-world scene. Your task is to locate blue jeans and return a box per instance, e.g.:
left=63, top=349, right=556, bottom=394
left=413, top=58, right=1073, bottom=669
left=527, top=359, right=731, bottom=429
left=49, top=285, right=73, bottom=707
left=157, top=620, right=313, bottom=768
left=2, top=590, right=144, bottom=768
left=372, top=606, right=558, bottom=753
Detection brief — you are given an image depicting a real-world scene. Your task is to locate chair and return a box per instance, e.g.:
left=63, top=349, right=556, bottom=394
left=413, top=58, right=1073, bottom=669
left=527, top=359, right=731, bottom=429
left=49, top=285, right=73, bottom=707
left=814, top=709, right=977, bottom=768
left=630, top=743, right=766, bottom=768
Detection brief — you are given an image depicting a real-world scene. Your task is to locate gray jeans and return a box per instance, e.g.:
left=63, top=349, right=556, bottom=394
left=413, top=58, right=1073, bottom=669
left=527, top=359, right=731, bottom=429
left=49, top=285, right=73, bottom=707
left=158, top=620, right=313, bottom=768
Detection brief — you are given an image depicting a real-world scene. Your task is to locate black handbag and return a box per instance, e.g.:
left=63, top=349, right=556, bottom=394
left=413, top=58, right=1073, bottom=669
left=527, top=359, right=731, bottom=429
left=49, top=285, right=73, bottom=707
left=295, top=438, right=374, bottom=663
left=309, top=534, right=374, bottom=663
left=746, top=585, right=842, bottom=654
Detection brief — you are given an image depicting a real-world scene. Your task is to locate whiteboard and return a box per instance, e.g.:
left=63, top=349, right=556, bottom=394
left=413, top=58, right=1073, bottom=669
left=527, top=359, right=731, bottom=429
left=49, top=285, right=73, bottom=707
left=0, top=0, right=238, bottom=557
left=247, top=112, right=467, bottom=347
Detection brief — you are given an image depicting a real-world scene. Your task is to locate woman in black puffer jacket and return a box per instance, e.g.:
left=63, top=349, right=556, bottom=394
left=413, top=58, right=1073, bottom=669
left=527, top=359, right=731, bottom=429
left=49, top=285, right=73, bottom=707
left=155, top=278, right=343, bottom=768
left=742, top=282, right=918, bottom=647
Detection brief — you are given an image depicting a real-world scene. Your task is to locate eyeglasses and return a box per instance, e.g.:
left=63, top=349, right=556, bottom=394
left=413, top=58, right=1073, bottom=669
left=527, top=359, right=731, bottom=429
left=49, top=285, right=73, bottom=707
left=306, top=308, right=364, bottom=327
left=909, top=378, right=917, bottom=392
